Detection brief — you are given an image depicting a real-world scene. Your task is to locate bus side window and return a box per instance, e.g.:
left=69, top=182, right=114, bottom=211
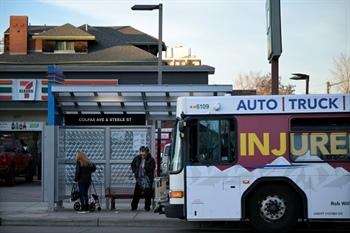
left=221, top=123, right=229, bottom=161
left=290, top=117, right=350, bottom=162
left=197, top=119, right=218, bottom=162
left=220, top=120, right=235, bottom=163
left=189, top=118, right=236, bottom=164
left=198, top=120, right=209, bottom=162
left=189, top=120, right=198, bottom=163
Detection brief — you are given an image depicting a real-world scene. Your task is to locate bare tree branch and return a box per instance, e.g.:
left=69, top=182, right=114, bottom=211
left=330, top=53, right=350, bottom=93
left=233, top=71, right=295, bottom=95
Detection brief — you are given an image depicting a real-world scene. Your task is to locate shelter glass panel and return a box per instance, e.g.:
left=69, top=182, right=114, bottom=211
left=110, top=128, right=151, bottom=160
left=110, top=164, right=135, bottom=188
left=64, top=128, right=105, bottom=160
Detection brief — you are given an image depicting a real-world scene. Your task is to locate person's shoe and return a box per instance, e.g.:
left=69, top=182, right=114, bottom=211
left=144, top=207, right=150, bottom=211
left=84, top=205, right=90, bottom=212
left=131, top=208, right=137, bottom=211
left=77, top=209, right=86, bottom=214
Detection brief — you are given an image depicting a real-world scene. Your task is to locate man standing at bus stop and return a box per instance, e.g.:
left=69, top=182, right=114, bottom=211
left=130, top=146, right=155, bottom=211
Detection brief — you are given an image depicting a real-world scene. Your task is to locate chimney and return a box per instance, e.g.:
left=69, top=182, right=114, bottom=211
left=9, top=16, right=28, bottom=55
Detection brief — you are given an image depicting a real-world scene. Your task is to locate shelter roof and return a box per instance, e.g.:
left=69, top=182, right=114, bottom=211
left=51, top=84, right=233, bottom=120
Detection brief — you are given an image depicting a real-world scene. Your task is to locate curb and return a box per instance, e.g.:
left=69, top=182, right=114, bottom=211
left=1, top=216, right=98, bottom=226
left=0, top=215, right=200, bottom=228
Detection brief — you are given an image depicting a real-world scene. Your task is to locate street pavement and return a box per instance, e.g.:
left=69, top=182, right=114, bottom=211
left=0, top=179, right=204, bottom=228
left=0, top=181, right=349, bottom=231
left=0, top=199, right=204, bottom=228
left=0, top=179, right=247, bottom=229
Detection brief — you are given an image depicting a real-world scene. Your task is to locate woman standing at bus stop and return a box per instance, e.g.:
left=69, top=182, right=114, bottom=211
left=74, top=150, right=96, bottom=213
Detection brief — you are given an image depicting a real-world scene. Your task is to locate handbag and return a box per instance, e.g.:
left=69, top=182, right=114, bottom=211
left=137, top=175, right=151, bottom=191
left=70, top=183, right=80, bottom=201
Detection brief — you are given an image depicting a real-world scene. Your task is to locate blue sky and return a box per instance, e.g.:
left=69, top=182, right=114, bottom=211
left=0, top=0, right=349, bottom=94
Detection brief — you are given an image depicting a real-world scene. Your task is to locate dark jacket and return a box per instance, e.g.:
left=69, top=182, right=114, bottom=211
left=131, top=153, right=155, bottom=184
left=74, top=161, right=96, bottom=184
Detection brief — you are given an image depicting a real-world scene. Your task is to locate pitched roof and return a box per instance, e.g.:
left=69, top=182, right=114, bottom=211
left=0, top=23, right=165, bottom=65
left=32, top=23, right=96, bottom=40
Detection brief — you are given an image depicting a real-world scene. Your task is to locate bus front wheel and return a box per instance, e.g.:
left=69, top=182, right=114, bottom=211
left=247, top=184, right=298, bottom=233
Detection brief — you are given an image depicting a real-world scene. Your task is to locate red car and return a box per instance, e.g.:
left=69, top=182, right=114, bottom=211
left=0, top=138, right=34, bottom=186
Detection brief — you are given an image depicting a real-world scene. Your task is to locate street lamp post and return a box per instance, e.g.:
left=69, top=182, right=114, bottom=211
left=131, top=4, right=163, bottom=85
left=132, top=4, right=163, bottom=177
left=290, top=73, right=309, bottom=94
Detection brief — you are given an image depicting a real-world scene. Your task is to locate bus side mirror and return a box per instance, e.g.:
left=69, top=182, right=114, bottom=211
left=178, top=120, right=186, bottom=133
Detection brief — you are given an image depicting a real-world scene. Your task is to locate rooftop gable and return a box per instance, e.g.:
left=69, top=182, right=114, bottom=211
left=32, top=23, right=95, bottom=41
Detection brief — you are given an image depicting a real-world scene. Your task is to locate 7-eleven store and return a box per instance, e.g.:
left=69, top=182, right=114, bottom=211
left=0, top=78, right=118, bottom=181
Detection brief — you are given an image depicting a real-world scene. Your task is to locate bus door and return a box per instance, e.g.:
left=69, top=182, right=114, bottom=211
left=185, top=117, right=240, bottom=220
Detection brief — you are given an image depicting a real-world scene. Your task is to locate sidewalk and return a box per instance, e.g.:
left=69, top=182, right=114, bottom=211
left=0, top=200, right=201, bottom=228
left=2, top=200, right=348, bottom=231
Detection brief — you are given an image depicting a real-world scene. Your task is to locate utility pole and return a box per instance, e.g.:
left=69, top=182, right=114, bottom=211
left=326, top=81, right=330, bottom=94
left=326, top=80, right=349, bottom=94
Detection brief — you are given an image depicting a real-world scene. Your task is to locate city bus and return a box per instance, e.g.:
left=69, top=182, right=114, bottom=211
left=164, top=94, right=350, bottom=233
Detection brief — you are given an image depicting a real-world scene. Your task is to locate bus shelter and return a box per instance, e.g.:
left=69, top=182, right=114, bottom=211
left=43, top=66, right=232, bottom=211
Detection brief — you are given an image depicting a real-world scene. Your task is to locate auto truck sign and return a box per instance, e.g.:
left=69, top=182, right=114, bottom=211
left=17, top=80, right=37, bottom=100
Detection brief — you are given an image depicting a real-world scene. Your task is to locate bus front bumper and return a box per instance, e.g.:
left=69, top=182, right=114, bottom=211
left=164, top=204, right=184, bottom=219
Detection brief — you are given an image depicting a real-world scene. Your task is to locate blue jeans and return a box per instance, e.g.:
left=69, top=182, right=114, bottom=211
left=78, top=183, right=90, bottom=207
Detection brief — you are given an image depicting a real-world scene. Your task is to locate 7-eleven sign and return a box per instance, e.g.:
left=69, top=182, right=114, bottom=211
left=17, top=80, right=37, bottom=100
